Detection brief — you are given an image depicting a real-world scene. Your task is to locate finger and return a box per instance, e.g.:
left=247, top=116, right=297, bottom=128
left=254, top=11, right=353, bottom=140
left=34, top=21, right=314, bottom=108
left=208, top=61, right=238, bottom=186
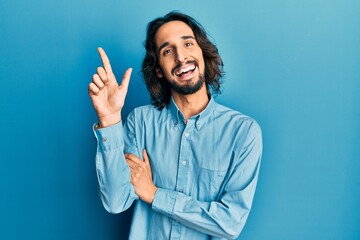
left=127, top=167, right=137, bottom=183
left=129, top=173, right=136, bottom=184
left=96, top=67, right=109, bottom=84
left=129, top=169, right=137, bottom=177
left=98, top=47, right=113, bottom=74
left=126, top=158, right=138, bottom=169
left=88, top=82, right=100, bottom=95
left=131, top=175, right=138, bottom=184
left=126, top=158, right=142, bottom=168
left=119, top=68, right=132, bottom=91
left=128, top=168, right=140, bottom=182
left=92, top=74, right=105, bottom=89
left=125, top=153, right=143, bottom=164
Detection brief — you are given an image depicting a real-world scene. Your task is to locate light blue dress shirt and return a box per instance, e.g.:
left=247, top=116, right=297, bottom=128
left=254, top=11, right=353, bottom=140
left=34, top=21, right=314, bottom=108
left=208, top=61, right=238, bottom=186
left=94, top=97, right=262, bottom=239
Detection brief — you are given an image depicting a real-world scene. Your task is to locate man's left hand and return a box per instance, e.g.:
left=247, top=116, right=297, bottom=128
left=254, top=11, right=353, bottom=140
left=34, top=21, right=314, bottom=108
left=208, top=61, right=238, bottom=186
left=125, top=149, right=158, bottom=204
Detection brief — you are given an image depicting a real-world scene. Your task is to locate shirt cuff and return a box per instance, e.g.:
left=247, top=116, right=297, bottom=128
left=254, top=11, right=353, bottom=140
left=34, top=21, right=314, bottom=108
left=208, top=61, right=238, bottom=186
left=93, top=121, right=124, bottom=151
left=152, top=188, right=177, bottom=218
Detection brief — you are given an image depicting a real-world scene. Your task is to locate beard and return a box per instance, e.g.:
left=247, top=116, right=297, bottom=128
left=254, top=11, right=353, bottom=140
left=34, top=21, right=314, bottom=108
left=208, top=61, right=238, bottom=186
left=168, top=73, right=205, bottom=95
left=166, top=59, right=205, bottom=95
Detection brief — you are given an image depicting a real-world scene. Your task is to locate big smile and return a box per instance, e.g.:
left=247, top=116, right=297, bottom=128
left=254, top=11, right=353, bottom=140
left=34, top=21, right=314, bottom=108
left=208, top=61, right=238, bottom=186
left=174, top=64, right=196, bottom=78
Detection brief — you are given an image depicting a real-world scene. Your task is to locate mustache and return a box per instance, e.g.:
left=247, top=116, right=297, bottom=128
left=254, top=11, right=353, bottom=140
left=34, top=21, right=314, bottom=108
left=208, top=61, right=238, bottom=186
left=171, top=59, right=199, bottom=75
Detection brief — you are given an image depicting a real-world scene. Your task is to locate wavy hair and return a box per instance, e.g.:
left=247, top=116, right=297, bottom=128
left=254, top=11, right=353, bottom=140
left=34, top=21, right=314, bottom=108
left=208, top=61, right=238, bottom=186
left=142, top=11, right=224, bottom=109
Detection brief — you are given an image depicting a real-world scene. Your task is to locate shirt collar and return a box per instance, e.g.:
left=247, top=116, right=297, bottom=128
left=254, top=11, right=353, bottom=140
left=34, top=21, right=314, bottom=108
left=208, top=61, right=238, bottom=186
left=168, top=96, right=217, bottom=130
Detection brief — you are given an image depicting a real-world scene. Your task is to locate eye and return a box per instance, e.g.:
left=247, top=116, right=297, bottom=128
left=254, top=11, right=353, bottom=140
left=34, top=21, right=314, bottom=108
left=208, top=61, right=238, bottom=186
left=163, top=48, right=173, bottom=56
left=185, top=42, right=194, bottom=47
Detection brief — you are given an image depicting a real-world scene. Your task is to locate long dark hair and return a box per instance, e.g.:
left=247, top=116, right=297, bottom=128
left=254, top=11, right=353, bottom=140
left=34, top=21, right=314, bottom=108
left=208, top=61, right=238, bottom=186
left=142, top=11, right=224, bottom=109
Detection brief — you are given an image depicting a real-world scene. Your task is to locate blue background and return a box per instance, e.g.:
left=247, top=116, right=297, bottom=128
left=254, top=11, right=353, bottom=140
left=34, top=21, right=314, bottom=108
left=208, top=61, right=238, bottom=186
left=0, top=0, right=359, bottom=239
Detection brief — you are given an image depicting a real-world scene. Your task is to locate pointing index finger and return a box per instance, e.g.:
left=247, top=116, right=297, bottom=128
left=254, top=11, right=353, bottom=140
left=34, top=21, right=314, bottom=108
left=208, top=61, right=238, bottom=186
left=98, top=47, right=113, bottom=73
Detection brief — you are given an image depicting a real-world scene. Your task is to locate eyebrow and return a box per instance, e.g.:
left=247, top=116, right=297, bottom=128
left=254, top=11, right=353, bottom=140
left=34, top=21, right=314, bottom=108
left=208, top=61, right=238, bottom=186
left=158, top=35, right=195, bottom=54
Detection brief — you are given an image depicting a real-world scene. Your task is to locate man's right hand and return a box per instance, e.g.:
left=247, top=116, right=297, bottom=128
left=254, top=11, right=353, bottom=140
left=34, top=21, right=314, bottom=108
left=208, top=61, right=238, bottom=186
left=88, top=47, right=132, bottom=128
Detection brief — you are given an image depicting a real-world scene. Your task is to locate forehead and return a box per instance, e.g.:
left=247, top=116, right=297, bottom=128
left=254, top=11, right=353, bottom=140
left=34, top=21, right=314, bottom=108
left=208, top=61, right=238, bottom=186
left=155, top=20, right=195, bottom=49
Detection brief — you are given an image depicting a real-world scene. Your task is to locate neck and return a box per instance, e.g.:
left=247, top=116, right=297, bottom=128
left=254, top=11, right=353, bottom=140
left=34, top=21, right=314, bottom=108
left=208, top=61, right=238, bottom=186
left=171, top=83, right=210, bottom=122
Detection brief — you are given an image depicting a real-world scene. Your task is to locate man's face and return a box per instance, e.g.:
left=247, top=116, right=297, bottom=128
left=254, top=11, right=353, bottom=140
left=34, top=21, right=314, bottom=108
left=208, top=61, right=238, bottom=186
left=155, top=20, right=206, bottom=95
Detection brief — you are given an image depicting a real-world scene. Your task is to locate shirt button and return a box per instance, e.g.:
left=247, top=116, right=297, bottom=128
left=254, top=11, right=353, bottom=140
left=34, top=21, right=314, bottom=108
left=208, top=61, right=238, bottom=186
left=196, top=123, right=201, bottom=129
left=182, top=160, right=187, bottom=166
left=179, top=189, right=184, bottom=193
left=184, top=132, right=189, bottom=137
left=102, top=137, right=107, bottom=142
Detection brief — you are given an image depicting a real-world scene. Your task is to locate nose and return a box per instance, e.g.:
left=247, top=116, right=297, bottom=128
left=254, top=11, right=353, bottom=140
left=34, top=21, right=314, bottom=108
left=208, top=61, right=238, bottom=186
left=175, top=47, right=186, bottom=63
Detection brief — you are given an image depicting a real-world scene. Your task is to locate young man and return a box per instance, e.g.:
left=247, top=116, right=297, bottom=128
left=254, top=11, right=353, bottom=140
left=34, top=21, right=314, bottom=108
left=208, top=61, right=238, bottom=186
left=89, top=12, right=262, bottom=239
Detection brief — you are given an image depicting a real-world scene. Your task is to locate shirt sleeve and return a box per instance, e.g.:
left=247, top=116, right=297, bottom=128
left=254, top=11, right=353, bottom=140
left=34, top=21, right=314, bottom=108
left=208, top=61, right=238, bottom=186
left=94, top=114, right=139, bottom=214
left=151, top=121, right=263, bottom=239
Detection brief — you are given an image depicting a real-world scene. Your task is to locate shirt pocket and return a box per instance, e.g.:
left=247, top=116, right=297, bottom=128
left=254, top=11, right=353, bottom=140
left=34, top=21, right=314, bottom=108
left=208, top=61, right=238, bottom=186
left=197, top=168, right=226, bottom=202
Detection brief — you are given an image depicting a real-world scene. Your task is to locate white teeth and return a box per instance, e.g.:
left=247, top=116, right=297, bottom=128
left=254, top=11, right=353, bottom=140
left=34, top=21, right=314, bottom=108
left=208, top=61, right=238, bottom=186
left=181, top=65, right=195, bottom=73
left=175, top=64, right=196, bottom=76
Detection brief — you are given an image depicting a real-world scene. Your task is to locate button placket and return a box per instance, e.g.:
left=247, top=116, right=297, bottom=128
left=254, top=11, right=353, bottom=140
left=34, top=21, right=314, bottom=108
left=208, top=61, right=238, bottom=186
left=175, top=125, right=192, bottom=196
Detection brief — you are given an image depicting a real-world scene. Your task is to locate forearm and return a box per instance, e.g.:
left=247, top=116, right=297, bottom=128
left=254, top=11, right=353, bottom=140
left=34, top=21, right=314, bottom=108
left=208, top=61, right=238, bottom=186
left=152, top=130, right=262, bottom=238
left=152, top=182, right=257, bottom=239
left=94, top=122, right=138, bottom=213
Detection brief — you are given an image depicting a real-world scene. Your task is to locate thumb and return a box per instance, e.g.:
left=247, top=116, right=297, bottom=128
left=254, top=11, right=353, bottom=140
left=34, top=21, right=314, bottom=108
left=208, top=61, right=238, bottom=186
left=119, top=68, right=132, bottom=91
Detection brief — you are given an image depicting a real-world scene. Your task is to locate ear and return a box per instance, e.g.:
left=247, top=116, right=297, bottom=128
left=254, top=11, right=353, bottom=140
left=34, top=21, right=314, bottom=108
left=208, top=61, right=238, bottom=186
left=156, top=67, right=163, bottom=78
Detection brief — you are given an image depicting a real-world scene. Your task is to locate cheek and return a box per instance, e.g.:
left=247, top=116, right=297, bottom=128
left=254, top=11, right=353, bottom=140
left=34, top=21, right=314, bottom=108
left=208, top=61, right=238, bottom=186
left=159, top=59, right=173, bottom=74
left=195, top=49, right=205, bottom=67
left=198, top=54, right=206, bottom=73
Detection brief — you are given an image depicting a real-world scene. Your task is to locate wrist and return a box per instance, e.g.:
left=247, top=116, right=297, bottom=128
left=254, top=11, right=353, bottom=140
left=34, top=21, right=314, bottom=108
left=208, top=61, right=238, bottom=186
left=146, top=186, right=158, bottom=205
left=98, top=112, right=121, bottom=128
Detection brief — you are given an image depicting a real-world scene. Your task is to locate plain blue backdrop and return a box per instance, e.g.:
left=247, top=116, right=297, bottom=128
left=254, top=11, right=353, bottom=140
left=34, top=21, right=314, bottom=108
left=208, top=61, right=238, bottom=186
left=0, top=0, right=359, bottom=239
